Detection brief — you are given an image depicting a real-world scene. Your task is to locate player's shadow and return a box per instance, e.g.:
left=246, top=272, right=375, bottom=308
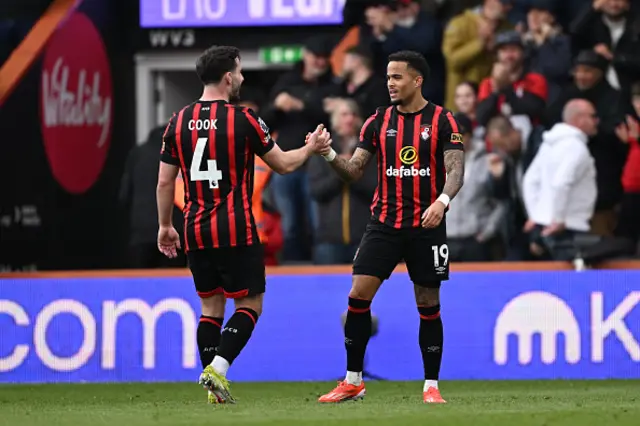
left=336, top=311, right=387, bottom=381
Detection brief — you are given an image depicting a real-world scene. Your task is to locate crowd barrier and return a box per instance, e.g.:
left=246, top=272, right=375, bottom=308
left=1, top=262, right=639, bottom=383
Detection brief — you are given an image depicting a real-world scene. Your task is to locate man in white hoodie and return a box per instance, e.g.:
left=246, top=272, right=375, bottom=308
left=522, top=99, right=599, bottom=260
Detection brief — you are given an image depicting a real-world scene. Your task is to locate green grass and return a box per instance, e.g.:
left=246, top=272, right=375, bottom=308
left=1, top=381, right=639, bottom=425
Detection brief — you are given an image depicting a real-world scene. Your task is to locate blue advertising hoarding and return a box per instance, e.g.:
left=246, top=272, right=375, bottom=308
left=1, top=270, right=639, bottom=383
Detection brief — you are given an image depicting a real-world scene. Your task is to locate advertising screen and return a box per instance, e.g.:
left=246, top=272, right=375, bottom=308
left=140, top=0, right=346, bottom=28
left=2, top=270, right=639, bottom=383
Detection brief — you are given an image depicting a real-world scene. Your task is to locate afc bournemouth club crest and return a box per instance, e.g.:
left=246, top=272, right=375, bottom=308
left=420, top=124, right=431, bottom=141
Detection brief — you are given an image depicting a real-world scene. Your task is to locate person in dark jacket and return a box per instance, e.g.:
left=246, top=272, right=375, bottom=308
left=570, top=0, right=640, bottom=95
left=522, top=0, right=573, bottom=104
left=362, top=0, right=446, bottom=104
left=324, top=45, right=389, bottom=119
left=476, top=30, right=548, bottom=127
left=119, top=126, right=185, bottom=268
left=308, top=99, right=377, bottom=264
left=546, top=50, right=633, bottom=236
left=261, top=35, right=341, bottom=262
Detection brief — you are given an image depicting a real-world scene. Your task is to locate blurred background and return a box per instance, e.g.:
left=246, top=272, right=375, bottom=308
left=1, top=0, right=639, bottom=272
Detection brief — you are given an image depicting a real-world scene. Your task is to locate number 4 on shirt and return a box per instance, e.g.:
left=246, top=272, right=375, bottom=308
left=190, top=137, right=223, bottom=189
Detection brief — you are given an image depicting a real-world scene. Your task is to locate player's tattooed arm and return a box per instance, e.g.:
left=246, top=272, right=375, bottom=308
left=328, top=148, right=373, bottom=182
left=442, top=149, right=465, bottom=200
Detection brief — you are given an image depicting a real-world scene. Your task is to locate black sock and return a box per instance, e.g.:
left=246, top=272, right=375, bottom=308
left=216, top=308, right=259, bottom=365
left=418, top=305, right=443, bottom=380
left=197, top=316, right=224, bottom=368
left=345, top=297, right=372, bottom=372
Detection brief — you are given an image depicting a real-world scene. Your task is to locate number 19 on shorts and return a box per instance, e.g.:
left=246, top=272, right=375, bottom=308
left=431, top=244, right=449, bottom=271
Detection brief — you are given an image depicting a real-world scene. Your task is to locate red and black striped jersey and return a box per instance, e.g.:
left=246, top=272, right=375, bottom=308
left=160, top=100, right=274, bottom=251
left=357, top=103, right=464, bottom=229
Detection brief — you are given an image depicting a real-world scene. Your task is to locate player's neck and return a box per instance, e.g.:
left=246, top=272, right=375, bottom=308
left=396, top=97, right=428, bottom=114
left=200, top=86, right=229, bottom=103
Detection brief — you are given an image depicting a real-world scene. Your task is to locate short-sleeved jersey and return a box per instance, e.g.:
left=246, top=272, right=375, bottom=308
left=357, top=103, right=464, bottom=229
left=160, top=100, right=275, bottom=250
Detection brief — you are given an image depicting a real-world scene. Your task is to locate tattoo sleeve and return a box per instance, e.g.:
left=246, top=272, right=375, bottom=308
left=328, top=148, right=373, bottom=182
left=442, top=149, right=465, bottom=200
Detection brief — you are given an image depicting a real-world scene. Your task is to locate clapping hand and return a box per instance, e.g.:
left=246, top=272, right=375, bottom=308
left=615, top=115, right=640, bottom=143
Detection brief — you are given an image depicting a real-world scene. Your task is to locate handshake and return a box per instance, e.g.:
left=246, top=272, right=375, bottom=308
left=305, top=124, right=336, bottom=161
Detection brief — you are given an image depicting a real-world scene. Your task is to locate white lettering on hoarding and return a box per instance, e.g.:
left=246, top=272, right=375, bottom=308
left=494, top=291, right=581, bottom=365
left=161, top=0, right=345, bottom=21
left=0, top=298, right=197, bottom=372
left=163, top=0, right=226, bottom=20
left=271, top=0, right=340, bottom=18
left=0, top=301, right=30, bottom=372
left=591, top=291, right=640, bottom=362
left=102, top=298, right=197, bottom=369
left=34, top=300, right=96, bottom=372
left=494, top=291, right=640, bottom=366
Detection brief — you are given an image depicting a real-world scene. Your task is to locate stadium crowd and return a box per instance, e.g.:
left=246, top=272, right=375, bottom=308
left=124, top=0, right=640, bottom=267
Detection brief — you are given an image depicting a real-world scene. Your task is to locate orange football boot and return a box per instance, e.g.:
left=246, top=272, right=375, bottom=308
left=423, top=386, right=446, bottom=403
left=318, top=380, right=366, bottom=403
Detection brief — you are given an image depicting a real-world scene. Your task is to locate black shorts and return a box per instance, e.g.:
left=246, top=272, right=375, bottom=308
left=187, top=244, right=265, bottom=299
left=353, top=218, right=449, bottom=287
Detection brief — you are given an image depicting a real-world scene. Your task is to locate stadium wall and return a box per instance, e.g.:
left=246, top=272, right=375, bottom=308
left=1, top=263, right=639, bottom=383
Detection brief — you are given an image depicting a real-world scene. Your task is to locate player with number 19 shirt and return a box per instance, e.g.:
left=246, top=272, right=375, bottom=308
left=317, top=51, right=465, bottom=405
left=161, top=101, right=273, bottom=250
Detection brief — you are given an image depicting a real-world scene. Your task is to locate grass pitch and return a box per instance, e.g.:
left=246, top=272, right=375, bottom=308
left=1, top=380, right=639, bottom=425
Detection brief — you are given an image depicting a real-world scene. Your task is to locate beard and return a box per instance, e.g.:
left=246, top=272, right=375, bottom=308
left=390, top=98, right=404, bottom=106
left=229, top=82, right=241, bottom=103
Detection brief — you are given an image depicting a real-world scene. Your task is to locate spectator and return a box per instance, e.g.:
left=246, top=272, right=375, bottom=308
left=308, top=99, right=377, bottom=264
left=442, top=0, right=513, bottom=110
left=476, top=30, right=548, bottom=127
left=485, top=115, right=532, bottom=259
left=325, top=46, right=388, bottom=119
left=364, top=0, right=446, bottom=104
left=453, top=81, right=479, bottom=126
left=446, top=114, right=508, bottom=261
left=522, top=0, right=573, bottom=104
left=547, top=50, right=632, bottom=236
left=453, top=81, right=486, bottom=149
left=580, top=96, right=640, bottom=264
left=119, top=126, right=185, bottom=268
left=614, top=105, right=640, bottom=247
left=261, top=35, right=340, bottom=262
left=570, top=0, right=640, bottom=94
left=507, top=0, right=535, bottom=26
left=522, top=99, right=598, bottom=260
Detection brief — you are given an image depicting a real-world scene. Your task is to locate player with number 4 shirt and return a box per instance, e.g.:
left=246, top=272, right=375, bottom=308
left=157, top=46, right=331, bottom=405
left=316, top=51, right=465, bottom=404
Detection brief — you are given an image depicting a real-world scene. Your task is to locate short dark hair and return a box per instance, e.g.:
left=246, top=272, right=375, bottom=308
left=196, top=45, right=241, bottom=85
left=388, top=50, right=430, bottom=81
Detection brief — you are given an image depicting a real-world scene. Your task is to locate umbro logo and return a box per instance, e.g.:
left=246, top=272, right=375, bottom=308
left=386, top=129, right=397, bottom=137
